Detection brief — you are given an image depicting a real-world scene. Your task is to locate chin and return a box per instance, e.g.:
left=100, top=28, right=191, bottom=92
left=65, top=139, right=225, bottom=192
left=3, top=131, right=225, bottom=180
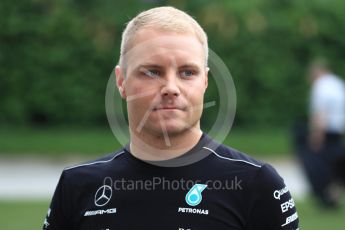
left=146, top=123, right=190, bottom=137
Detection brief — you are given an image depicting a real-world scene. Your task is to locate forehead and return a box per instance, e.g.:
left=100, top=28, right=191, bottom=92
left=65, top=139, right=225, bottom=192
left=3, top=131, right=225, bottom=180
left=125, top=28, right=205, bottom=68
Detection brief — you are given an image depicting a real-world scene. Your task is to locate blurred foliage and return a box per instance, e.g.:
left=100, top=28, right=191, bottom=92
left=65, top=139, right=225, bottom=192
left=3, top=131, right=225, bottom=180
left=0, top=127, right=289, bottom=157
left=1, top=0, right=345, bottom=127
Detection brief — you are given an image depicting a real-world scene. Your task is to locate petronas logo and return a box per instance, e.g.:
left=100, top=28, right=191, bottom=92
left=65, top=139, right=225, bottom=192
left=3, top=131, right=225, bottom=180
left=185, top=184, right=207, bottom=206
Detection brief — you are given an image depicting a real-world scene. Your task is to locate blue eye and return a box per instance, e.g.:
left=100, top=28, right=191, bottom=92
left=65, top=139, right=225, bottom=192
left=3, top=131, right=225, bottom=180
left=180, top=70, right=194, bottom=78
left=144, top=70, right=160, bottom=78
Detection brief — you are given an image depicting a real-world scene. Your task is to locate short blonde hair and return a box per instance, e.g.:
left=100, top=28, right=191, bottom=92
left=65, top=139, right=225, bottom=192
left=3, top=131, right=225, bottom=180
left=119, top=6, right=208, bottom=68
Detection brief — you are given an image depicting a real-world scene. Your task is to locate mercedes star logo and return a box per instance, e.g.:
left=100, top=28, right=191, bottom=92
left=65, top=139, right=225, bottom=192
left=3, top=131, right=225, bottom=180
left=94, top=185, right=113, bottom=207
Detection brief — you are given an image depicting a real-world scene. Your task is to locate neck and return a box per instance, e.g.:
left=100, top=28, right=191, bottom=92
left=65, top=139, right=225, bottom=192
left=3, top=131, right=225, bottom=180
left=129, top=126, right=203, bottom=161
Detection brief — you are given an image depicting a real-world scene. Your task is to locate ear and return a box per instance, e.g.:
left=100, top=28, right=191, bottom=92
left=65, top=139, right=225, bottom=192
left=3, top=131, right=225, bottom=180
left=204, top=67, right=209, bottom=91
left=115, top=65, right=127, bottom=99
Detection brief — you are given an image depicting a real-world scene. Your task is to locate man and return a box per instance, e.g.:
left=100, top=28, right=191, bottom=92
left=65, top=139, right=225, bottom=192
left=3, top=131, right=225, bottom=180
left=44, top=6, right=299, bottom=229
left=297, top=59, right=345, bottom=207
left=309, top=59, right=345, bottom=152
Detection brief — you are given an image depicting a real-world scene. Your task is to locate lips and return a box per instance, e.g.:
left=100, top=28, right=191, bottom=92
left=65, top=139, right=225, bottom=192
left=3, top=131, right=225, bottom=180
left=153, top=105, right=185, bottom=111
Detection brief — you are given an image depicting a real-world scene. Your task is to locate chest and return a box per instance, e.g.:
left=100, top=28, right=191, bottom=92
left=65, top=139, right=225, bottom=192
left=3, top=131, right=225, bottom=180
left=72, top=176, right=251, bottom=230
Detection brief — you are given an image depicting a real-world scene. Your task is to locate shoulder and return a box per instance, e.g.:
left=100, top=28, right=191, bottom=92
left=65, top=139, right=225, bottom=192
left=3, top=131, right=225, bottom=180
left=204, top=143, right=264, bottom=169
left=247, top=164, right=299, bottom=229
left=209, top=145, right=300, bottom=228
left=204, top=142, right=285, bottom=188
left=61, top=149, right=126, bottom=178
left=315, top=74, right=344, bottom=94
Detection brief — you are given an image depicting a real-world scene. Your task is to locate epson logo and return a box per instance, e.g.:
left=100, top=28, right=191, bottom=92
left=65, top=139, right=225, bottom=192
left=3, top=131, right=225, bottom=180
left=281, top=198, right=295, bottom=213
left=84, top=208, right=117, bottom=216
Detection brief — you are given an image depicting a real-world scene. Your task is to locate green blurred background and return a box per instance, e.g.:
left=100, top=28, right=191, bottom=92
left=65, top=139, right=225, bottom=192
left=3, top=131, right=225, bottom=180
left=1, top=0, right=345, bottom=229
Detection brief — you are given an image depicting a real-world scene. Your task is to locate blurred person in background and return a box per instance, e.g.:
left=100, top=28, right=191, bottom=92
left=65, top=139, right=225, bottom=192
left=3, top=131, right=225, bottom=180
left=294, top=58, right=345, bottom=208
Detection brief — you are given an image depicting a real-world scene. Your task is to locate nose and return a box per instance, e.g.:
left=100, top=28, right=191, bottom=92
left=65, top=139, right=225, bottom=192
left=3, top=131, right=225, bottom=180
left=160, top=72, right=180, bottom=97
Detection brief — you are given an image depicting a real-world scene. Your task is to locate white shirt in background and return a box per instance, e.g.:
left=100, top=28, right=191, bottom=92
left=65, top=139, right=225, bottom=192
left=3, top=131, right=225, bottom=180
left=310, top=73, right=345, bottom=134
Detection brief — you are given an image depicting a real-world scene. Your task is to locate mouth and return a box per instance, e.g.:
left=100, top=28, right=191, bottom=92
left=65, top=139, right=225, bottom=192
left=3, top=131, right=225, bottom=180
left=153, top=106, right=186, bottom=111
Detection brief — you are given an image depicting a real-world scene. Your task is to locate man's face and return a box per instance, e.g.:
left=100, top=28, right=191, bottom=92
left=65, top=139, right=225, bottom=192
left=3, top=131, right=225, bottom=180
left=116, top=28, right=208, bottom=138
left=308, top=66, right=324, bottom=84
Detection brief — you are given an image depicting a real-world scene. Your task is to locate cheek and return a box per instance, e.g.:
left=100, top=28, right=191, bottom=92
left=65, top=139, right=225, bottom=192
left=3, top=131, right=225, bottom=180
left=126, top=85, right=158, bottom=115
left=125, top=81, right=142, bottom=97
left=185, top=81, right=206, bottom=104
left=127, top=98, right=148, bottom=127
left=127, top=96, right=151, bottom=114
left=125, top=83, right=145, bottom=113
left=126, top=78, right=160, bottom=97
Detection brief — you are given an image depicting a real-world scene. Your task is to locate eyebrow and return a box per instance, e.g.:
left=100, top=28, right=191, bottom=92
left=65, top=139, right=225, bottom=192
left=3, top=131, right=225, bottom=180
left=178, top=63, right=201, bottom=70
left=134, top=62, right=201, bottom=71
left=135, top=64, right=163, bottom=71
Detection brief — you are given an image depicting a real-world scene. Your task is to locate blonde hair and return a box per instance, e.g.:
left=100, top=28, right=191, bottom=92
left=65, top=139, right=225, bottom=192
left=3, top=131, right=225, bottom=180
left=119, top=6, right=208, bottom=68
